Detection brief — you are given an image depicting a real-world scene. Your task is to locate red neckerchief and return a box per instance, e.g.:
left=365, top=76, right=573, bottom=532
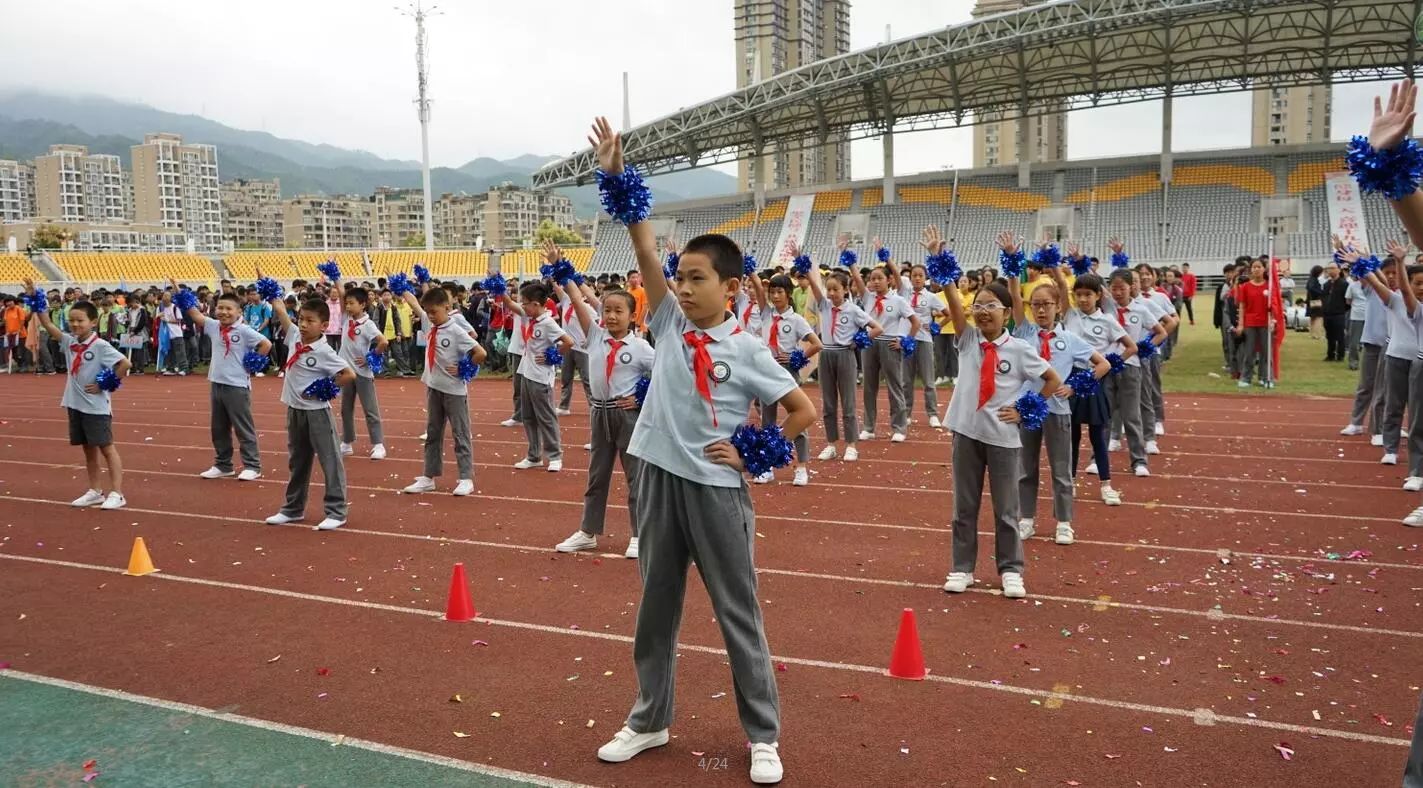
left=874, top=293, right=885, bottom=316
left=285, top=342, right=313, bottom=371
left=978, top=338, right=999, bottom=410
left=347, top=317, right=365, bottom=340
left=830, top=305, right=840, bottom=339
left=682, top=324, right=742, bottom=427
left=769, top=314, right=782, bottom=354
left=69, top=334, right=96, bottom=376
left=426, top=323, right=439, bottom=369
left=521, top=318, right=535, bottom=344
left=605, top=338, right=623, bottom=385
left=1116, top=306, right=1127, bottom=326
left=220, top=324, right=234, bottom=356
left=1038, top=330, right=1054, bottom=360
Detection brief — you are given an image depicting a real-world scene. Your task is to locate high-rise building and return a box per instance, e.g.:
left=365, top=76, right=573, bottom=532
left=970, top=0, right=1067, bottom=168
left=1252, top=85, right=1331, bottom=146
left=0, top=160, right=36, bottom=222
left=735, top=0, right=850, bottom=192
left=374, top=187, right=427, bottom=248
left=33, top=145, right=126, bottom=223
left=281, top=196, right=375, bottom=249
left=131, top=132, right=223, bottom=252
left=431, top=186, right=576, bottom=248
left=434, top=193, right=485, bottom=248
left=220, top=178, right=283, bottom=248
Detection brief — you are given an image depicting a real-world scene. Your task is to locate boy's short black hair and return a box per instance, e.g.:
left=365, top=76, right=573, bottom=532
left=626, top=269, right=638, bottom=279
left=519, top=281, right=550, bottom=303
left=1073, top=273, right=1105, bottom=293
left=1406, top=264, right=1423, bottom=280
left=420, top=287, right=451, bottom=309
left=682, top=234, right=744, bottom=281
left=216, top=292, right=243, bottom=307
left=70, top=300, right=99, bottom=320
left=766, top=274, right=795, bottom=294
left=344, top=286, right=370, bottom=305
left=300, top=298, right=330, bottom=322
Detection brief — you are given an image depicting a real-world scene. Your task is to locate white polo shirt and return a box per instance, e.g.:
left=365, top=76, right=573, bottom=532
left=414, top=306, right=479, bottom=396
left=60, top=332, right=125, bottom=416
left=203, top=320, right=266, bottom=388
left=1012, top=322, right=1094, bottom=416
left=556, top=295, right=589, bottom=354
left=338, top=317, right=384, bottom=379
left=629, top=297, right=798, bottom=487
left=758, top=306, right=813, bottom=354
left=906, top=288, right=947, bottom=342
left=862, top=291, right=913, bottom=339
left=815, top=297, right=873, bottom=347
left=1063, top=307, right=1129, bottom=356
left=945, top=327, right=1051, bottom=448
left=1106, top=299, right=1158, bottom=367
left=586, top=322, right=655, bottom=401
left=280, top=332, right=353, bottom=410
left=1385, top=291, right=1423, bottom=360
left=516, top=313, right=568, bottom=387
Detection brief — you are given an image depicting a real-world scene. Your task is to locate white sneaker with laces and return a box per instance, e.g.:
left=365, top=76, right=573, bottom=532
left=315, top=518, right=345, bottom=531
left=199, top=466, right=234, bottom=479
left=237, top=469, right=262, bottom=481
left=792, top=467, right=809, bottom=486
left=817, top=445, right=838, bottom=461
left=843, top=446, right=859, bottom=462
left=749, top=742, right=783, bottom=784
left=596, top=726, right=669, bottom=762
left=100, top=492, right=127, bottom=510
left=753, top=471, right=773, bottom=484
left=1001, top=572, right=1026, bottom=599
left=71, top=489, right=105, bottom=507
left=547, top=460, right=563, bottom=473
left=339, top=442, right=354, bottom=456
left=403, top=476, right=437, bottom=494
left=582, top=443, right=592, bottom=451
left=1371, top=434, right=1385, bottom=447
left=1108, top=439, right=1121, bottom=452
left=555, top=408, right=572, bottom=417
left=1404, top=507, right=1423, bottom=527
left=624, top=537, right=639, bottom=559
left=1055, top=522, right=1074, bottom=545
left=1340, top=424, right=1365, bottom=436
left=858, top=430, right=875, bottom=441
left=556, top=531, right=598, bottom=553
left=1145, top=440, right=1160, bottom=455
left=500, top=418, right=520, bottom=427
left=890, top=432, right=906, bottom=443
left=1134, top=464, right=1150, bottom=477
left=370, top=444, right=387, bottom=460
left=942, top=572, right=974, bottom=593
left=452, top=479, right=474, bottom=496
left=1016, top=518, right=1035, bottom=540
left=1382, top=453, right=1399, bottom=465
left=1154, top=422, right=1165, bottom=436
left=1405, top=477, right=1423, bottom=492
left=1085, top=462, right=1099, bottom=475
left=1101, top=485, right=1122, bottom=506
left=929, top=416, right=943, bottom=429
left=1237, top=379, right=1251, bottom=389
left=513, top=459, right=540, bottom=470
left=265, top=512, right=301, bottom=525
left=419, top=432, right=428, bottom=441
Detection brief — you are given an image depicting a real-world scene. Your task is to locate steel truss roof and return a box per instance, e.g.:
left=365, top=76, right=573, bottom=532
left=533, top=0, right=1420, bottom=189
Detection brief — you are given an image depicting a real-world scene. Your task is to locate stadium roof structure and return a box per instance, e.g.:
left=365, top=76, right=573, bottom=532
left=534, top=0, right=1419, bottom=189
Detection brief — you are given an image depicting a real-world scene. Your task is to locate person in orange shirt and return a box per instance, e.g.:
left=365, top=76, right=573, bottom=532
left=2, top=296, right=26, bottom=372
left=626, top=269, right=647, bottom=332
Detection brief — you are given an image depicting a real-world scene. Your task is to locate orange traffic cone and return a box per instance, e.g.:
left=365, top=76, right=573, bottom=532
left=123, top=537, right=158, bottom=577
left=887, top=608, right=925, bottom=680
left=444, top=562, right=478, bottom=621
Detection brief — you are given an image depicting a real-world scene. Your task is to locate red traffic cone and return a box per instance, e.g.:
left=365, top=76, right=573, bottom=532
left=444, top=562, right=478, bottom=622
left=887, top=608, right=926, bottom=680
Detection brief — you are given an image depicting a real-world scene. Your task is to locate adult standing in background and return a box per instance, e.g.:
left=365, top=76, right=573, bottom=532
left=1179, top=263, right=1198, bottom=325
left=1346, top=270, right=1368, bottom=370
left=1305, top=264, right=1326, bottom=341
left=1320, top=262, right=1350, bottom=362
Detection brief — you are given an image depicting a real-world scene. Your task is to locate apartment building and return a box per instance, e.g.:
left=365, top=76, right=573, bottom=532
left=0, top=160, right=36, bottom=222
left=374, top=187, right=427, bottom=247
left=33, top=144, right=126, bottom=223
left=131, top=132, right=223, bottom=252
left=281, top=196, right=375, bottom=249
left=221, top=177, right=283, bottom=248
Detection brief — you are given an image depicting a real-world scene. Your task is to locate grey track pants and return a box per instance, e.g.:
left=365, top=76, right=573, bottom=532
left=558, top=350, right=591, bottom=410
left=1107, top=366, right=1147, bottom=469
left=818, top=347, right=858, bottom=444
left=281, top=407, right=347, bottom=521
left=521, top=376, right=563, bottom=463
left=951, top=433, right=1024, bottom=576
left=580, top=406, right=641, bottom=537
left=424, top=388, right=473, bottom=480
left=1349, top=343, right=1385, bottom=433
left=1019, top=412, right=1073, bottom=523
left=211, top=383, right=260, bottom=473
left=340, top=374, right=384, bottom=445
left=863, top=340, right=908, bottom=435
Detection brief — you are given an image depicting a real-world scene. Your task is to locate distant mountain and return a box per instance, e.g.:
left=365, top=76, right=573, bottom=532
left=0, top=92, right=740, bottom=218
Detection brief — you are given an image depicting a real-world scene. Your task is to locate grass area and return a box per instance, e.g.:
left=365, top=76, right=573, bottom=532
left=1161, top=295, right=1357, bottom=397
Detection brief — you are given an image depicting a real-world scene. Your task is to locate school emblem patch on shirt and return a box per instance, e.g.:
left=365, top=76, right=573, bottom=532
left=1092, top=325, right=1104, bottom=335
left=1054, top=340, right=1067, bottom=351
left=838, top=314, right=850, bottom=325
left=618, top=351, right=633, bottom=364
left=83, top=351, right=95, bottom=361
left=305, top=357, right=318, bottom=367
left=711, top=360, right=732, bottom=383
left=534, top=329, right=544, bottom=339
left=996, top=360, right=1011, bottom=374
left=440, top=337, right=451, bottom=348
left=1128, top=314, right=1140, bottom=325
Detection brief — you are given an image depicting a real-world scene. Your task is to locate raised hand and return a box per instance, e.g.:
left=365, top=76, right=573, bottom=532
left=21, top=277, right=35, bottom=295
left=1066, top=241, right=1082, bottom=259
left=995, top=230, right=1018, bottom=255
left=1387, top=239, right=1409, bottom=261
left=1370, top=80, right=1418, bottom=153
left=872, top=235, right=883, bottom=254
left=1107, top=236, right=1124, bottom=254
left=837, top=233, right=851, bottom=252
left=920, top=225, right=945, bottom=254
left=542, top=238, right=562, bottom=265
left=1331, top=233, right=1348, bottom=252
left=588, top=116, right=624, bottom=174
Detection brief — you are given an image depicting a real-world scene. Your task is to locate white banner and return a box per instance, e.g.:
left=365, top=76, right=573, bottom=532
left=768, top=194, right=815, bottom=268
left=1325, top=171, right=1370, bottom=251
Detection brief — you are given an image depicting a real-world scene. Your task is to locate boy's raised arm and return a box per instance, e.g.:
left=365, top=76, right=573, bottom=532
left=589, top=116, right=666, bottom=315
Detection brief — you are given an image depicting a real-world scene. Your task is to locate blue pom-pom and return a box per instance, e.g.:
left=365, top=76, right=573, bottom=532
left=317, top=260, right=341, bottom=282
left=729, top=423, right=795, bottom=478
left=302, top=377, right=341, bottom=401
left=852, top=328, right=872, bottom=349
left=1347, top=135, right=1423, bottom=201
left=633, top=375, right=651, bottom=407
left=481, top=272, right=507, bottom=298
left=791, top=254, right=812, bottom=276
left=540, top=258, right=579, bottom=286
left=413, top=263, right=431, bottom=284
left=839, top=249, right=858, bottom=268
left=743, top=254, right=757, bottom=277
left=1014, top=391, right=1049, bottom=431
left=255, top=276, right=283, bottom=302
left=365, top=350, right=386, bottom=375
left=787, top=348, right=809, bottom=373
left=1105, top=353, right=1126, bottom=375
left=1110, top=251, right=1130, bottom=269
left=22, top=290, right=47, bottom=314
left=94, top=368, right=121, bottom=393
left=458, top=356, right=480, bottom=383
left=1033, top=244, right=1062, bottom=269
left=876, top=247, right=891, bottom=263
left=925, top=249, right=962, bottom=285
left=241, top=351, right=270, bottom=376
left=173, top=289, right=198, bottom=312
left=1350, top=254, right=1382, bottom=280
left=899, top=335, right=917, bottom=357
left=595, top=166, right=653, bottom=225
left=930, top=320, right=942, bottom=336
left=1136, top=339, right=1158, bottom=361
left=544, top=345, right=564, bottom=367
left=663, top=252, right=680, bottom=280
left=1069, top=254, right=1092, bottom=277
left=1065, top=368, right=1099, bottom=397
left=387, top=272, right=415, bottom=297
left=999, top=248, right=1026, bottom=279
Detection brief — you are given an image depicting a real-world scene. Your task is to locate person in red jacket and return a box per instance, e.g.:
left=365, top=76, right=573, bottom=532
left=1180, top=263, right=1198, bottom=325
left=1232, top=258, right=1272, bottom=388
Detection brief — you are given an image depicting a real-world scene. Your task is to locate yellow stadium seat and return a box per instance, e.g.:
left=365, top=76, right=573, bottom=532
left=1173, top=164, right=1273, bottom=195
left=1287, top=159, right=1345, bottom=193
left=813, top=190, right=851, bottom=212
left=0, top=254, right=44, bottom=284
left=225, top=252, right=366, bottom=282
left=48, top=253, right=217, bottom=284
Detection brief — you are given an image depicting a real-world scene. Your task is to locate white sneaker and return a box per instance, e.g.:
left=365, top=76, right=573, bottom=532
left=403, top=476, right=437, bottom=494
left=817, top=445, right=838, bottom=461
left=1084, top=462, right=1099, bottom=476
left=547, top=460, right=563, bottom=473
left=890, top=432, right=906, bottom=443
left=1404, top=506, right=1423, bottom=527
left=1109, top=439, right=1121, bottom=452
left=1382, top=453, right=1399, bottom=465
left=339, top=442, right=354, bottom=456
left=370, top=444, right=387, bottom=460
left=1017, top=518, right=1036, bottom=540
left=582, top=443, right=592, bottom=451
left=513, top=459, right=540, bottom=470
left=100, top=492, right=127, bottom=510
left=942, top=572, right=974, bottom=593
left=1237, top=380, right=1251, bottom=389
left=624, top=537, right=639, bottom=559
left=500, top=418, right=521, bottom=427
left=858, top=430, right=875, bottom=441
left=265, top=512, right=301, bottom=525
left=1145, top=440, right=1160, bottom=455
left=71, top=489, right=105, bottom=507
left=556, top=408, right=572, bottom=417
left=1405, top=477, right=1423, bottom=492
left=1372, top=434, right=1385, bottom=447
left=1340, top=424, right=1365, bottom=436
left=754, top=471, right=774, bottom=484
left=1101, top=485, right=1122, bottom=506
left=749, top=742, right=783, bottom=784
left=199, top=466, right=234, bottom=479
left=452, top=479, right=474, bottom=496
left=1055, top=522, right=1074, bottom=545
left=843, top=446, right=859, bottom=462
left=556, top=531, right=598, bottom=553
left=1001, top=572, right=1026, bottom=599
left=793, top=467, right=809, bottom=486
left=237, top=469, right=262, bottom=481
left=1154, top=422, right=1165, bottom=436
left=597, top=726, right=669, bottom=763
left=315, top=518, right=345, bottom=531
left=1134, top=464, right=1150, bottom=477
left=929, top=416, right=943, bottom=429
left=255, top=371, right=265, bottom=377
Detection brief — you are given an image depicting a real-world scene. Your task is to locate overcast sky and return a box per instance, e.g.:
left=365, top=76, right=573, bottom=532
left=0, top=0, right=1388, bottom=179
